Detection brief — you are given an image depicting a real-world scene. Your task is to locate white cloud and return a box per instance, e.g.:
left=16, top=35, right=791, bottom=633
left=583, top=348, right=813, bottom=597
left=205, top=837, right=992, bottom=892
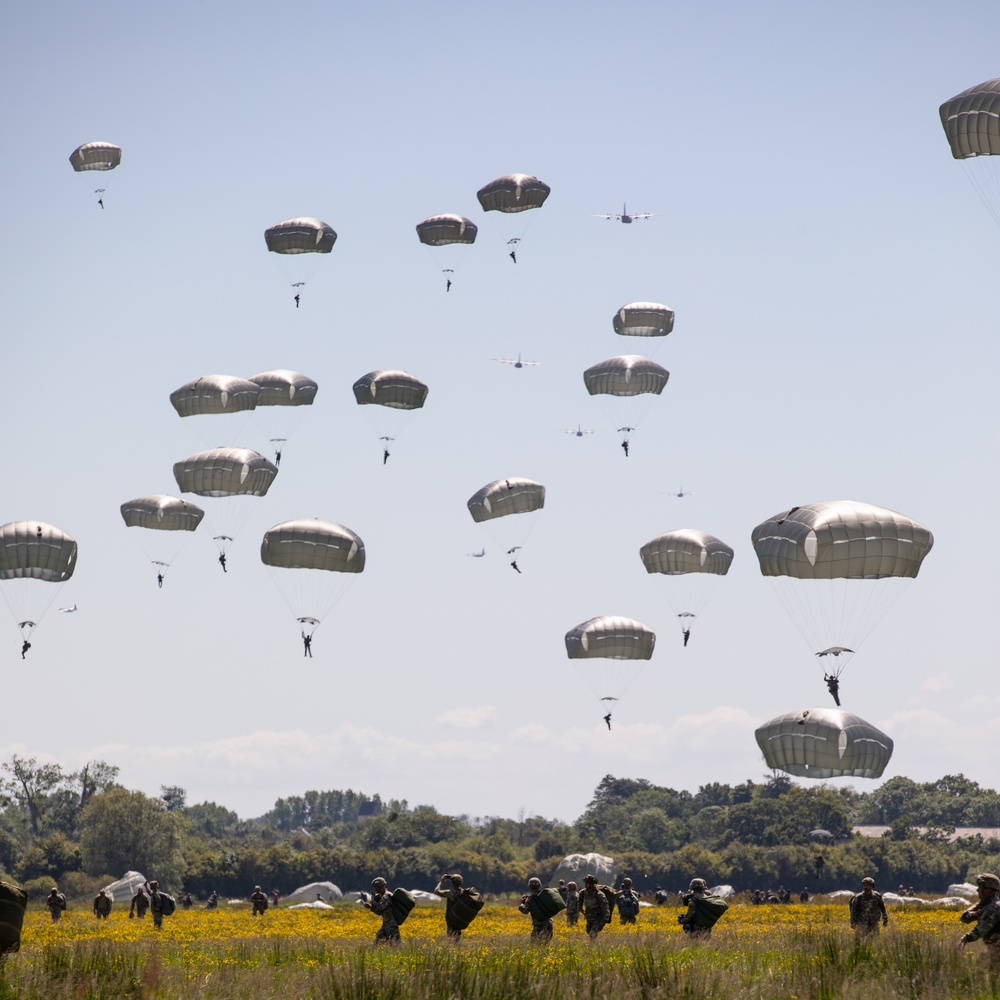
left=433, top=706, right=496, bottom=729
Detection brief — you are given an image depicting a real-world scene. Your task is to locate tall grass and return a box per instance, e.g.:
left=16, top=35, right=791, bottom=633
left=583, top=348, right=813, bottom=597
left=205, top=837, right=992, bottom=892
left=0, top=903, right=996, bottom=999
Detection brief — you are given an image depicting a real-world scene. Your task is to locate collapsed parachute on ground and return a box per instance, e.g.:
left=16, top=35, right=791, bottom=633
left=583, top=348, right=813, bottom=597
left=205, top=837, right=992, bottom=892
left=415, top=214, right=478, bottom=246
left=264, top=217, right=337, bottom=254
left=565, top=615, right=656, bottom=708
left=751, top=500, right=933, bottom=685
left=640, top=530, right=733, bottom=639
left=755, top=707, right=893, bottom=779
left=940, top=78, right=1000, bottom=225
left=0, top=521, right=78, bottom=639
left=169, top=375, right=261, bottom=418
left=613, top=302, right=675, bottom=338
left=261, top=519, right=365, bottom=637
left=476, top=174, right=551, bottom=213
left=69, top=142, right=121, bottom=172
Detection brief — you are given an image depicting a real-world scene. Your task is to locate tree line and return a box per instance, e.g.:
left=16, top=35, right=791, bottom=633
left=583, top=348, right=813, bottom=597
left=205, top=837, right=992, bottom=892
left=1, top=756, right=998, bottom=900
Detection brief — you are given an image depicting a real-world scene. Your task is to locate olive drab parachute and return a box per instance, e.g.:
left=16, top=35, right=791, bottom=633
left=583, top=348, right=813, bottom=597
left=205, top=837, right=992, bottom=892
left=120, top=496, right=204, bottom=585
left=613, top=303, right=675, bottom=338
left=246, top=371, right=319, bottom=467
left=353, top=371, right=428, bottom=461
left=0, top=521, right=78, bottom=641
left=69, top=142, right=121, bottom=171
left=476, top=174, right=551, bottom=213
left=169, top=375, right=261, bottom=418
left=173, top=449, right=278, bottom=567
left=565, top=615, right=656, bottom=709
left=751, top=500, right=933, bottom=685
left=639, top=530, right=733, bottom=641
left=261, top=519, right=365, bottom=639
left=583, top=355, right=669, bottom=455
left=416, top=214, right=477, bottom=246
left=939, top=77, right=1000, bottom=225
left=264, top=217, right=336, bottom=301
left=467, top=478, right=545, bottom=572
left=755, top=707, right=893, bottom=779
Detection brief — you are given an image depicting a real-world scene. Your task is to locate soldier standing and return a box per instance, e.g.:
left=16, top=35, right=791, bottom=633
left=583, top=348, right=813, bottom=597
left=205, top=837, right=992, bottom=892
left=250, top=885, right=268, bottom=916
left=565, top=881, right=581, bottom=926
left=518, top=877, right=554, bottom=943
left=130, top=886, right=149, bottom=919
left=580, top=874, right=610, bottom=940
left=46, top=887, right=66, bottom=921
left=617, top=877, right=641, bottom=924
left=146, top=880, right=165, bottom=930
left=959, top=872, right=1000, bottom=965
left=93, top=889, right=112, bottom=919
left=433, top=873, right=465, bottom=942
left=849, top=877, right=888, bottom=936
left=363, top=877, right=401, bottom=945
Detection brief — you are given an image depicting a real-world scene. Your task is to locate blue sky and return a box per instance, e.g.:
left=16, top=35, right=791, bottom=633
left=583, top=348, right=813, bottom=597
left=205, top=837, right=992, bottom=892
left=1, top=0, right=998, bottom=823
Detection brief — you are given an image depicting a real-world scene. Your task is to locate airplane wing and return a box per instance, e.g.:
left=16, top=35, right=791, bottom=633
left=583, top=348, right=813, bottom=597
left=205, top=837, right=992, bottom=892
left=491, top=358, right=516, bottom=364
left=630, top=213, right=660, bottom=220
left=594, top=213, right=621, bottom=220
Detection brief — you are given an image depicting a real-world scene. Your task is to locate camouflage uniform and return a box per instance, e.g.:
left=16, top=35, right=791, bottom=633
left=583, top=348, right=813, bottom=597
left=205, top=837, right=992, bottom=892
left=849, top=882, right=888, bottom=936
left=250, top=887, right=268, bottom=916
left=565, top=886, right=581, bottom=926
left=518, top=884, right=553, bottom=943
left=93, top=890, right=112, bottom=919
left=960, top=875, right=1000, bottom=965
left=617, top=882, right=641, bottom=925
left=147, top=882, right=164, bottom=929
left=130, top=889, right=149, bottom=919
left=369, top=889, right=401, bottom=945
left=434, top=876, right=465, bottom=941
left=580, top=881, right=611, bottom=939
left=46, top=889, right=66, bottom=922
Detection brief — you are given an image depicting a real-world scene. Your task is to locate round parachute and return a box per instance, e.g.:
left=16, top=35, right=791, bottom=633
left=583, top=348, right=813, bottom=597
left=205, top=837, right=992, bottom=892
left=565, top=615, right=656, bottom=707
left=476, top=174, right=551, bottom=214
left=0, top=521, right=78, bottom=639
left=247, top=370, right=319, bottom=407
left=583, top=355, right=670, bottom=396
left=467, top=478, right=545, bottom=522
left=613, top=302, right=675, bottom=338
left=940, top=78, right=1000, bottom=225
left=353, top=370, right=428, bottom=410
left=755, top=707, right=893, bottom=779
left=261, top=519, right=365, bottom=636
left=173, top=448, right=278, bottom=497
left=751, top=500, right=933, bottom=681
left=640, top=530, right=733, bottom=641
left=169, top=375, right=261, bottom=418
left=416, top=214, right=478, bottom=246
left=69, top=142, right=121, bottom=172
left=264, top=217, right=337, bottom=254
left=120, top=495, right=204, bottom=585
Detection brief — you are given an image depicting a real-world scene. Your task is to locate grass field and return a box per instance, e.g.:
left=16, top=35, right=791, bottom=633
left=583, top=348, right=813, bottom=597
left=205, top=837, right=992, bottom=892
left=0, top=899, right=996, bottom=999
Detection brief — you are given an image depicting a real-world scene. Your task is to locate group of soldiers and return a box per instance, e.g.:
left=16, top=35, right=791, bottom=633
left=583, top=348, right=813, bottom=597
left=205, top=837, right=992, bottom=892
left=46, top=880, right=173, bottom=929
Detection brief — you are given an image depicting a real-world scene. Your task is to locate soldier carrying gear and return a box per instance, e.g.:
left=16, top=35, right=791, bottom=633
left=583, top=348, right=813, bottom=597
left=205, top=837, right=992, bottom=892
left=519, top=877, right=556, bottom=942
left=434, top=874, right=466, bottom=942
left=959, top=872, right=1000, bottom=960
left=250, top=885, right=268, bottom=916
left=363, top=876, right=401, bottom=945
left=580, top=875, right=611, bottom=940
left=617, top=877, right=640, bottom=924
left=849, top=877, right=888, bottom=936
left=565, top=880, right=581, bottom=925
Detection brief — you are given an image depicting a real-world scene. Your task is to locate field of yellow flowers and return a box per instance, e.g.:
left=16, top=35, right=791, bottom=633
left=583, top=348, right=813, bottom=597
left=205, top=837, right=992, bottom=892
left=0, top=899, right=995, bottom=1000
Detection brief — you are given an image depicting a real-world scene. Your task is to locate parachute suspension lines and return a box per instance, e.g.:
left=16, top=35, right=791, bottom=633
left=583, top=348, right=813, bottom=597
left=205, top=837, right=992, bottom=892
left=476, top=173, right=551, bottom=260
left=416, top=215, right=477, bottom=291
left=565, top=616, right=657, bottom=710
left=466, top=478, right=545, bottom=573
left=959, top=160, right=1000, bottom=227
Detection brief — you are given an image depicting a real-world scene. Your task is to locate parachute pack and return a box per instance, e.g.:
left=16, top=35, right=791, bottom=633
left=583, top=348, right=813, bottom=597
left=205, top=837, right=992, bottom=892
left=389, top=887, right=416, bottom=926
left=0, top=880, right=27, bottom=955
left=158, top=893, right=177, bottom=917
left=691, top=893, right=729, bottom=928
left=531, top=887, right=567, bottom=920
left=446, top=887, right=485, bottom=931
left=598, top=884, right=618, bottom=920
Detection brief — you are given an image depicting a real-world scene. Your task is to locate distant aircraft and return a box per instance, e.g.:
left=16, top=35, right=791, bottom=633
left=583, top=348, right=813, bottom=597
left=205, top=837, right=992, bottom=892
left=564, top=424, right=595, bottom=437
left=662, top=487, right=694, bottom=497
left=58, top=604, right=78, bottom=613
left=594, top=203, right=659, bottom=223
left=492, top=353, right=541, bottom=368
left=468, top=548, right=486, bottom=558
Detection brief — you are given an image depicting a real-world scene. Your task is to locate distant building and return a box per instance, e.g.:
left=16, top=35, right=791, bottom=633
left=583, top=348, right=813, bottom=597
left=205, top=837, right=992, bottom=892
left=357, top=801, right=383, bottom=824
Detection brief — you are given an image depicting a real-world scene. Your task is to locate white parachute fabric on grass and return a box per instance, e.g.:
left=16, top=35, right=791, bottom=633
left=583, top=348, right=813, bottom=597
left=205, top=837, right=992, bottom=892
left=100, top=871, right=146, bottom=905
left=551, top=853, right=616, bottom=887
left=613, top=302, right=675, bottom=338
left=754, top=707, right=893, bottom=779
left=284, top=881, right=343, bottom=904
left=750, top=501, right=933, bottom=678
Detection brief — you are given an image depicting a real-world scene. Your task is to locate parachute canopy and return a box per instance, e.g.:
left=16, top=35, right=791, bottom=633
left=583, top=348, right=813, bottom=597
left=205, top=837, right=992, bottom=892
left=940, top=78, right=1000, bottom=158
left=247, top=370, right=318, bottom=407
left=169, top=375, right=261, bottom=418
left=264, top=217, right=337, bottom=254
left=755, top=707, right=893, bottom=779
left=0, top=522, right=77, bottom=582
left=416, top=214, right=478, bottom=246
left=120, top=495, right=205, bottom=532
left=261, top=519, right=365, bottom=574
left=750, top=501, right=933, bottom=580
left=467, top=478, right=545, bottom=523
left=69, top=142, right=121, bottom=172
left=476, top=174, right=551, bottom=213
left=640, top=530, right=734, bottom=576
left=173, top=448, right=278, bottom=497
left=565, top=616, right=656, bottom=660
left=613, top=302, right=675, bottom=338
left=353, top=370, right=428, bottom=410
left=583, top=355, right=670, bottom=397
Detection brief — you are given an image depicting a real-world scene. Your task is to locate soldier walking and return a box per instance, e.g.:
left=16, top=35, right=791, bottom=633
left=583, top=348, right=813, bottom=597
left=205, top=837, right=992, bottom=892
left=433, top=873, right=465, bottom=942
left=93, top=889, right=112, bottom=919
left=46, top=887, right=66, bottom=921
left=130, top=886, right=149, bottom=919
left=849, top=877, right=888, bottom=936
left=362, top=877, right=401, bottom=945
left=565, top=881, right=580, bottom=925
left=617, top=877, right=640, bottom=924
left=518, top=877, right=554, bottom=943
left=959, top=872, right=1000, bottom=965
left=250, top=885, right=268, bottom=916
left=580, top=874, right=610, bottom=940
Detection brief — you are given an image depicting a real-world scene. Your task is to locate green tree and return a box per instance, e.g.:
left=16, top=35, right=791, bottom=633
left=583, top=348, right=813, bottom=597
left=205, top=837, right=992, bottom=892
left=79, top=788, right=185, bottom=887
left=1, top=756, right=64, bottom=834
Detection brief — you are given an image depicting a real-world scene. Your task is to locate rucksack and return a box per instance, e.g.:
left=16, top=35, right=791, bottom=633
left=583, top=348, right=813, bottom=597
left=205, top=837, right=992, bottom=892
left=692, top=893, right=728, bottom=928
left=447, top=887, right=485, bottom=931
left=159, top=893, right=177, bottom=917
left=530, top=887, right=567, bottom=920
left=598, top=884, right=618, bottom=921
left=389, top=887, right=416, bottom=926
